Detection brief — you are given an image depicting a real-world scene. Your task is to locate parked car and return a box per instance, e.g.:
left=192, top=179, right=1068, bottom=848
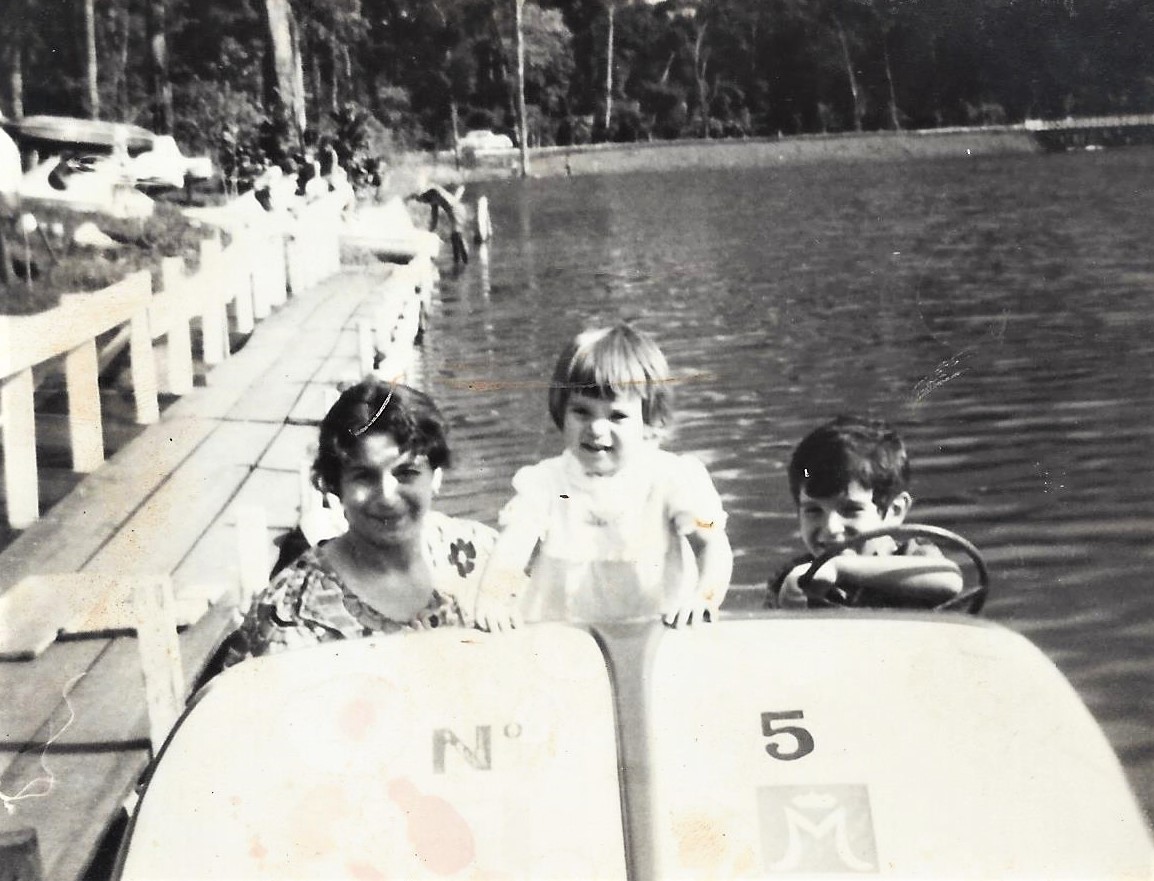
left=130, top=135, right=214, bottom=190
left=2, top=116, right=212, bottom=200
left=457, top=129, right=515, bottom=153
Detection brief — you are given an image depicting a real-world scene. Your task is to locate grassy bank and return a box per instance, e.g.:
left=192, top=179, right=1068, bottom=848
left=418, top=125, right=1040, bottom=185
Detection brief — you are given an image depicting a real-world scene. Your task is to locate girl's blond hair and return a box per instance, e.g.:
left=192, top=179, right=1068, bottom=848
left=547, top=323, right=673, bottom=430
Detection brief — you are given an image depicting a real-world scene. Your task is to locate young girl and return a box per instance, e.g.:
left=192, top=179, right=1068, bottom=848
left=475, top=323, right=733, bottom=630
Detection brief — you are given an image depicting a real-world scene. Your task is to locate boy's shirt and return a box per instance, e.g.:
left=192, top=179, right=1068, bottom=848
left=765, top=538, right=944, bottom=610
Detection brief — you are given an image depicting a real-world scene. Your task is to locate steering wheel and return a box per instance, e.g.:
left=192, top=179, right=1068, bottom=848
left=798, top=523, right=989, bottom=613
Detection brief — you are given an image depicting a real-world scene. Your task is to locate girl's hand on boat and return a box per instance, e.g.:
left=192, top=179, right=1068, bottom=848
left=663, top=598, right=718, bottom=628
left=474, top=598, right=523, bottom=634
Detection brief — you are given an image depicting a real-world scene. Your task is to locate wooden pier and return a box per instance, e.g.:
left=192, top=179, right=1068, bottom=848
left=1024, top=113, right=1154, bottom=151
left=0, top=196, right=436, bottom=880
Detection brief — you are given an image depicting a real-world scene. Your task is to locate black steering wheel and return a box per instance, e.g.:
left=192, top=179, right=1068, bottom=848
left=798, top=523, right=989, bottom=613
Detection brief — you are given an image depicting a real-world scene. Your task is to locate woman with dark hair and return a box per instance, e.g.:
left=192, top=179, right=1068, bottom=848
left=223, top=379, right=496, bottom=665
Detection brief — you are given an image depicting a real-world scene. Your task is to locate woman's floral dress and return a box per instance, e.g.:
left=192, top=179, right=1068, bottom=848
left=223, top=511, right=496, bottom=666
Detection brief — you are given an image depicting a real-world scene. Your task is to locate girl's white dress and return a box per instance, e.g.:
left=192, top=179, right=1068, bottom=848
left=499, top=449, right=727, bottom=622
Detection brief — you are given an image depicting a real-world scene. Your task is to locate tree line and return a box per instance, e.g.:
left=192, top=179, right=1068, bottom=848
left=2, top=0, right=1152, bottom=161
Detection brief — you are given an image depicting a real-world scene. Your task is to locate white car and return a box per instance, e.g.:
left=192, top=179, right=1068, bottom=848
left=458, top=129, right=515, bottom=152
left=131, top=135, right=214, bottom=189
left=19, top=154, right=155, bottom=219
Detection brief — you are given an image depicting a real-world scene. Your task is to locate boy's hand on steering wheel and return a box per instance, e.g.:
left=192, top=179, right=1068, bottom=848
left=782, top=556, right=844, bottom=605
left=777, top=566, right=812, bottom=608
left=800, top=555, right=842, bottom=594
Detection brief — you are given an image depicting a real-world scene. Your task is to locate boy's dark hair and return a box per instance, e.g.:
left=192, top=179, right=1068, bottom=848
left=547, top=322, right=673, bottom=430
left=313, top=379, right=450, bottom=496
left=788, top=416, right=910, bottom=510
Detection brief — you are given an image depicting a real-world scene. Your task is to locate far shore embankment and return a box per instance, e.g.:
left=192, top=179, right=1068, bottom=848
left=413, top=125, right=1042, bottom=186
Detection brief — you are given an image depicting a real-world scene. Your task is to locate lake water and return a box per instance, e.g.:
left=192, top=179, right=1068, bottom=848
left=414, top=148, right=1154, bottom=819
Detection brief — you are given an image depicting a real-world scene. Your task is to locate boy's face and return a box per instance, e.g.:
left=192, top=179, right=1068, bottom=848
left=797, top=479, right=910, bottom=557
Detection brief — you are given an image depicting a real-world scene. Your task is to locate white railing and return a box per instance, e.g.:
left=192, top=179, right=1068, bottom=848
left=0, top=194, right=345, bottom=529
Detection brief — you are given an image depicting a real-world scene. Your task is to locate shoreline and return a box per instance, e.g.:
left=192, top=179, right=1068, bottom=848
left=409, top=126, right=1043, bottom=187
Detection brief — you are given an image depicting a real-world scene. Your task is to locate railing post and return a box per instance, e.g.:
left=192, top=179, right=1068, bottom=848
left=225, top=234, right=255, bottom=335
left=1, top=368, right=38, bottom=529
left=199, top=238, right=228, bottom=366
left=129, top=309, right=160, bottom=425
left=132, top=576, right=184, bottom=755
left=63, top=338, right=104, bottom=472
left=159, top=257, right=195, bottom=396
left=285, top=225, right=304, bottom=296
left=357, top=319, right=375, bottom=377
left=250, top=234, right=273, bottom=321
left=266, top=231, right=288, bottom=308
left=235, top=504, right=269, bottom=609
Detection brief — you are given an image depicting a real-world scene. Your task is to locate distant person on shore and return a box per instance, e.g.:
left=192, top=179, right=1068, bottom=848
left=766, top=416, right=962, bottom=610
left=408, top=183, right=469, bottom=266
left=221, top=379, right=496, bottom=666
left=475, top=322, right=733, bottom=631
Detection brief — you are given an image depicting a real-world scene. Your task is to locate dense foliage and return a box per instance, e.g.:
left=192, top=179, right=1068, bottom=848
left=0, top=201, right=216, bottom=309
left=2, top=0, right=1153, bottom=159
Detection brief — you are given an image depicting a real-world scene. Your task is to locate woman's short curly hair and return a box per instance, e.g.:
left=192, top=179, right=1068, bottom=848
left=313, top=379, right=451, bottom=496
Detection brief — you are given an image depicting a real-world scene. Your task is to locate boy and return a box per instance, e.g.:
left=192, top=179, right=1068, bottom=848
left=767, top=416, right=963, bottom=610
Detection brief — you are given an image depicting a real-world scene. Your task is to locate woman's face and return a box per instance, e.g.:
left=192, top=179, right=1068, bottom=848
left=337, top=433, right=440, bottom=550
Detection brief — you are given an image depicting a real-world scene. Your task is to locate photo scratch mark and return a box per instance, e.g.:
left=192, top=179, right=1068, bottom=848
left=1, top=672, right=85, bottom=815
left=912, top=349, right=975, bottom=403
left=443, top=370, right=717, bottom=393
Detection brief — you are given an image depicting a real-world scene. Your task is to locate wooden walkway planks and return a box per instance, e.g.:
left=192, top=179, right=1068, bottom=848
left=0, top=605, right=238, bottom=881
left=0, top=417, right=216, bottom=597
left=0, top=575, right=202, bottom=661
left=0, top=261, right=408, bottom=880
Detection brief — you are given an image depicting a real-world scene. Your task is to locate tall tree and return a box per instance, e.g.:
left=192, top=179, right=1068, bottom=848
left=0, top=45, right=24, bottom=119
left=691, top=22, right=709, bottom=137
left=826, top=2, right=863, bottom=131
left=106, top=0, right=132, bottom=119
left=82, top=0, right=100, bottom=117
left=604, top=1, right=615, bottom=133
left=263, top=0, right=306, bottom=148
left=0, top=0, right=35, bottom=120
left=857, top=0, right=904, bottom=129
left=146, top=0, right=174, bottom=133
left=515, top=0, right=530, bottom=174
